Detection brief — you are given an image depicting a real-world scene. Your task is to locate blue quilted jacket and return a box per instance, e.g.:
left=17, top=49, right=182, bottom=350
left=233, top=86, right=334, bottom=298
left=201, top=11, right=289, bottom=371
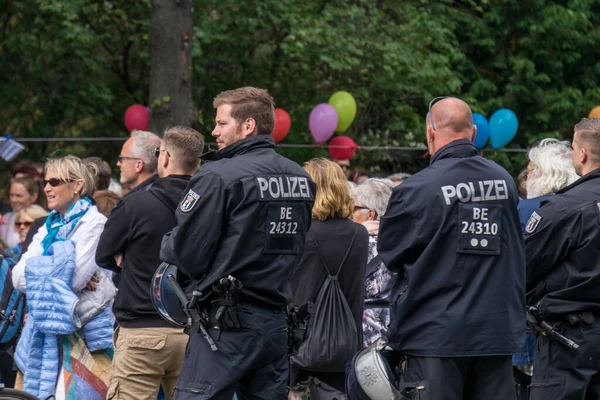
left=14, top=241, right=113, bottom=399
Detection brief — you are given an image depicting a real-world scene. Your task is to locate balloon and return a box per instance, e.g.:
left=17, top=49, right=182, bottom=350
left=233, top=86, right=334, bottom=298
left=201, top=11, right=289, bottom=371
left=589, top=106, right=600, bottom=119
left=472, top=113, right=491, bottom=150
left=309, top=104, right=338, bottom=144
left=328, top=91, right=357, bottom=133
left=271, top=108, right=292, bottom=143
left=489, top=108, right=519, bottom=150
left=124, top=104, right=149, bottom=132
left=328, top=135, right=357, bottom=160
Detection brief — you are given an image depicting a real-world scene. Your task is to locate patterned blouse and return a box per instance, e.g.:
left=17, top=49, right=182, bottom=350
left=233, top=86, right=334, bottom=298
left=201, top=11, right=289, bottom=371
left=362, top=235, right=393, bottom=346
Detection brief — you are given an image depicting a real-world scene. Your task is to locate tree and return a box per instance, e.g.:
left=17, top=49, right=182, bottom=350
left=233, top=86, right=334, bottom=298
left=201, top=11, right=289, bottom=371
left=148, top=0, right=195, bottom=134
left=2, top=0, right=600, bottom=181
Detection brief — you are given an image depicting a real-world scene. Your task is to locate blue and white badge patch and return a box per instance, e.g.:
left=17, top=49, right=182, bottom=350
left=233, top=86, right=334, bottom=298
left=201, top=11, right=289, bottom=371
left=525, top=211, right=542, bottom=233
left=180, top=189, right=200, bottom=213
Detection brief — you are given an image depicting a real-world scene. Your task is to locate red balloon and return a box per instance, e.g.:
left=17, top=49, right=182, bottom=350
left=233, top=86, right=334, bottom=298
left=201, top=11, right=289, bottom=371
left=271, top=108, right=292, bottom=143
left=328, top=135, right=357, bottom=160
left=124, top=104, right=149, bottom=132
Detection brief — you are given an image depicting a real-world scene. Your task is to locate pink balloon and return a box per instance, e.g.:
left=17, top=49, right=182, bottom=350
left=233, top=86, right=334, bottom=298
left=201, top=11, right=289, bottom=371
left=309, top=104, right=338, bottom=144
left=124, top=104, right=149, bottom=132
left=328, top=135, right=357, bottom=160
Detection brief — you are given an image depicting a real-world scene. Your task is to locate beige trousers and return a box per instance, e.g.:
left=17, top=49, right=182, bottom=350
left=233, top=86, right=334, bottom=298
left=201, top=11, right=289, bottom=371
left=106, top=326, right=188, bottom=400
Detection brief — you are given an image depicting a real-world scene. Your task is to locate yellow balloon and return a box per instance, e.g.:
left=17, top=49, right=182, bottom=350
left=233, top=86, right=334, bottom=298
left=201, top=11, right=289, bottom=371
left=589, top=106, right=600, bottom=119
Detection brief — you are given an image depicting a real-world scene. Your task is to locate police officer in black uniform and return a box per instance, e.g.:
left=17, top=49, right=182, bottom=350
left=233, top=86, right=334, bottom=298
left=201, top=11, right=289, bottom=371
left=525, top=118, right=600, bottom=399
left=378, top=97, right=525, bottom=399
left=160, top=87, right=315, bottom=399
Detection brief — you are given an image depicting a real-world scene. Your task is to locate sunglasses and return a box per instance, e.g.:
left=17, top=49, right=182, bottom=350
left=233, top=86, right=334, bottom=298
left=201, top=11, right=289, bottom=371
left=354, top=205, right=369, bottom=211
left=15, top=221, right=32, bottom=228
left=154, top=147, right=171, bottom=159
left=44, top=178, right=71, bottom=187
left=427, top=96, right=446, bottom=131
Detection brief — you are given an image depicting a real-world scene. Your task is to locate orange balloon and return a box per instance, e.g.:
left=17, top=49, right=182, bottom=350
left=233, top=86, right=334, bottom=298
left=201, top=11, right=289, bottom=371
left=589, top=106, right=600, bottom=119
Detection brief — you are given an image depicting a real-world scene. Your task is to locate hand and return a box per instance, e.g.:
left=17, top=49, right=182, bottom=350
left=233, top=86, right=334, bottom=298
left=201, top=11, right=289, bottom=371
left=115, top=254, right=122, bottom=268
left=85, top=275, right=100, bottom=291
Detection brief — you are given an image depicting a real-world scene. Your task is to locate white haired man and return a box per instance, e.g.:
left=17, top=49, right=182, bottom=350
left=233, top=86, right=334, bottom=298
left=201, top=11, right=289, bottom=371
left=117, top=130, right=162, bottom=195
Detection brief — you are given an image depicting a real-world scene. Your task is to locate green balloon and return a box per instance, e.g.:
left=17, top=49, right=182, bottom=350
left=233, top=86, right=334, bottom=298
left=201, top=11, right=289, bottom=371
left=328, top=91, right=357, bottom=133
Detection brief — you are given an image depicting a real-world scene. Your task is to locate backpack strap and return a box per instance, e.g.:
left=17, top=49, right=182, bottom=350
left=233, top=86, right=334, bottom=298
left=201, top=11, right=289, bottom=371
left=311, top=223, right=359, bottom=279
left=0, top=261, right=15, bottom=320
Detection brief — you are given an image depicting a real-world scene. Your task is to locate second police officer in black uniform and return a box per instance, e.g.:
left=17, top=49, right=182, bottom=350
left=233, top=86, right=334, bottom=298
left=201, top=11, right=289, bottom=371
left=525, top=118, right=600, bottom=399
left=160, top=87, right=315, bottom=399
left=378, top=97, right=526, bottom=399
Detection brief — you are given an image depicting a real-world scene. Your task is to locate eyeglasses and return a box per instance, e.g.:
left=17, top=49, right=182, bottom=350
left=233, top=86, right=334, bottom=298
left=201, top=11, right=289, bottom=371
left=354, top=205, right=369, bottom=211
left=14, top=221, right=32, bottom=228
left=118, top=155, right=141, bottom=163
left=44, top=178, right=71, bottom=187
left=427, top=96, right=446, bottom=130
left=154, top=147, right=171, bottom=159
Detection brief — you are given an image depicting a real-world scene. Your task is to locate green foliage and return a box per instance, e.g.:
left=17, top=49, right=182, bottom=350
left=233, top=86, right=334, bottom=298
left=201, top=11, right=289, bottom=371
left=2, top=0, right=600, bottom=178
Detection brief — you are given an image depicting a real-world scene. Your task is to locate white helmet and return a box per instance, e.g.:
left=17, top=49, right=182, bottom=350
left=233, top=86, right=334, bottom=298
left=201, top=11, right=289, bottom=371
left=353, top=338, right=405, bottom=400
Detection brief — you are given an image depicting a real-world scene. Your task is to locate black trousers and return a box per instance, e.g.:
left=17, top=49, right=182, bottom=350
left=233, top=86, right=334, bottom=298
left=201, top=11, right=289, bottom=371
left=174, top=304, right=288, bottom=400
left=530, top=322, right=600, bottom=400
left=397, top=355, right=515, bottom=400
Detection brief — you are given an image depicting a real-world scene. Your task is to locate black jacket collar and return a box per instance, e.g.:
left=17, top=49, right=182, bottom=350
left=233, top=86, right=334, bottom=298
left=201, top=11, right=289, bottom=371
left=430, top=139, right=478, bottom=165
left=201, top=135, right=275, bottom=162
left=557, top=168, right=600, bottom=194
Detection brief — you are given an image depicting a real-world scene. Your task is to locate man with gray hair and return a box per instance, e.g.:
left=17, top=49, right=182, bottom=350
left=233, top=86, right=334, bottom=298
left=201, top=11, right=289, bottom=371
left=117, top=130, right=162, bottom=195
left=97, top=126, right=205, bottom=400
left=351, top=178, right=394, bottom=346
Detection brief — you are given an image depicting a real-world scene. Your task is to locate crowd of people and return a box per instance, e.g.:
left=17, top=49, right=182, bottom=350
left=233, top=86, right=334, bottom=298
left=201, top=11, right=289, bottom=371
left=0, top=88, right=598, bottom=400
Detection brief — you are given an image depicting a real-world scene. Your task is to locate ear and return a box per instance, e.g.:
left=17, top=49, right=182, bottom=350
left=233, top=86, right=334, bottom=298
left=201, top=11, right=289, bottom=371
left=426, top=126, right=435, bottom=143
left=581, top=147, right=589, bottom=164
left=368, top=209, right=378, bottom=221
left=134, top=159, right=144, bottom=173
left=471, top=124, right=478, bottom=142
left=162, top=152, right=169, bottom=169
left=74, top=180, right=84, bottom=196
left=242, top=118, right=257, bottom=137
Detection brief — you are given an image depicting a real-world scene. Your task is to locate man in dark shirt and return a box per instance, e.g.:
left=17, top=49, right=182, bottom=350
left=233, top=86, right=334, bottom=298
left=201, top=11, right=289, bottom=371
left=161, top=87, right=314, bottom=399
left=97, top=127, right=204, bottom=400
left=525, top=118, right=600, bottom=399
left=378, top=97, right=525, bottom=399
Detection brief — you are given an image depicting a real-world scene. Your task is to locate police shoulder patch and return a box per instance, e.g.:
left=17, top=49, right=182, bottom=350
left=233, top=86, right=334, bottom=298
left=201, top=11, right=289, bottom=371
left=180, top=189, right=200, bottom=213
left=525, top=211, right=542, bottom=233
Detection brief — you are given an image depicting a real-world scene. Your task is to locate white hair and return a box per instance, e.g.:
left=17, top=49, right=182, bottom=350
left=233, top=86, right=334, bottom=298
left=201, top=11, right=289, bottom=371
left=526, top=138, right=578, bottom=198
left=350, top=178, right=393, bottom=220
left=130, top=130, right=162, bottom=173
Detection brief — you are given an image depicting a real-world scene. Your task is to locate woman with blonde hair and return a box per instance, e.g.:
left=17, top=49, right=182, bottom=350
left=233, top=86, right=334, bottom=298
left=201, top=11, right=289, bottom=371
left=289, top=158, right=368, bottom=393
left=12, top=155, right=116, bottom=400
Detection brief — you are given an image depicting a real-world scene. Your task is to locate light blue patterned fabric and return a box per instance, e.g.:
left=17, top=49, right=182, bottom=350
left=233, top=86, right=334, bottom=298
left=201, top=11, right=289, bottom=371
left=14, top=240, right=113, bottom=399
left=41, top=197, right=93, bottom=255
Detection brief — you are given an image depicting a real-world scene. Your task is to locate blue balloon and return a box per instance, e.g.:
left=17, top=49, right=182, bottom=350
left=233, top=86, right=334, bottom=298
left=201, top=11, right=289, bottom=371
left=472, top=113, right=490, bottom=150
left=489, top=108, right=519, bottom=150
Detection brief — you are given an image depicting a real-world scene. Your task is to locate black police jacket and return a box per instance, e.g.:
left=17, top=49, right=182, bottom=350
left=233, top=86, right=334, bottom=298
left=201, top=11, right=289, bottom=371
left=378, top=139, right=526, bottom=357
left=525, top=169, right=600, bottom=320
left=160, top=135, right=315, bottom=309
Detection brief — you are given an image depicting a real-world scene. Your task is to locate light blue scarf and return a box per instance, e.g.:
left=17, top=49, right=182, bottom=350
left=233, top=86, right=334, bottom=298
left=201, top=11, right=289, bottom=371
left=41, top=197, right=93, bottom=255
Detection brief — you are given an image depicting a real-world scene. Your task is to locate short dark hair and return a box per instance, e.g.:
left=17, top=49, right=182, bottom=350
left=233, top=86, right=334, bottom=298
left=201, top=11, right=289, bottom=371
left=83, top=157, right=112, bottom=191
left=163, top=126, right=205, bottom=173
left=213, top=87, right=275, bottom=135
left=574, top=118, right=600, bottom=163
